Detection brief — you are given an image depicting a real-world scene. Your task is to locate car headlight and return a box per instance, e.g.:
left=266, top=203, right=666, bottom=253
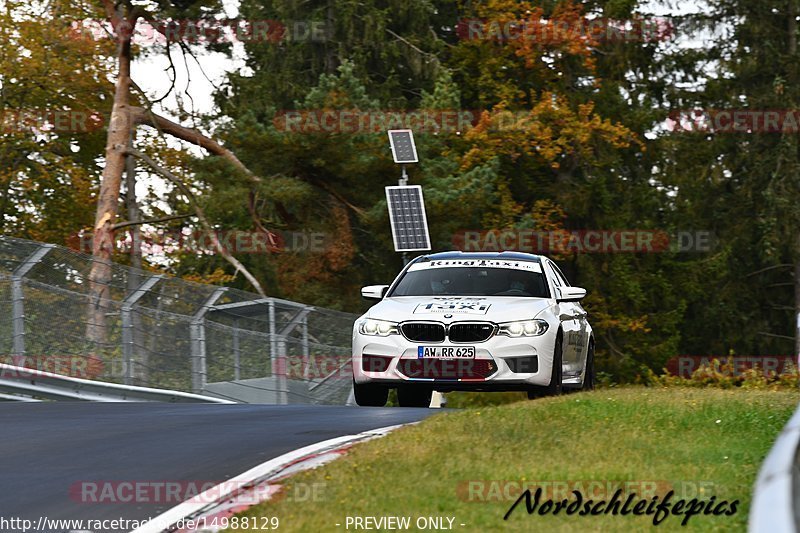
left=358, top=318, right=399, bottom=337
left=498, top=319, right=549, bottom=337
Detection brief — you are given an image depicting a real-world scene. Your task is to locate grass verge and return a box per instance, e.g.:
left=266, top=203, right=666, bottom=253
left=230, top=387, right=797, bottom=532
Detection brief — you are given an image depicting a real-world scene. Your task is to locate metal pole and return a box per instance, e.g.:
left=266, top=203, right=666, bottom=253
left=399, top=167, right=410, bottom=265
left=11, top=277, right=25, bottom=358
left=121, top=275, right=163, bottom=385
left=233, top=318, right=241, bottom=381
left=277, top=336, right=288, bottom=405
left=268, top=299, right=276, bottom=369
left=302, top=316, right=310, bottom=382
left=190, top=287, right=228, bottom=393
left=301, top=315, right=310, bottom=356
left=11, top=245, right=54, bottom=358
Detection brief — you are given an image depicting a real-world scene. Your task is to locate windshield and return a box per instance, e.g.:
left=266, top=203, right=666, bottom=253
left=389, top=266, right=550, bottom=298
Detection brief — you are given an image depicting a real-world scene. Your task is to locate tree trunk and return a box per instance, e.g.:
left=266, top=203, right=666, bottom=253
left=87, top=11, right=134, bottom=347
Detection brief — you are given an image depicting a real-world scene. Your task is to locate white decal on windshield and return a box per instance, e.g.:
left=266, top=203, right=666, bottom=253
left=408, top=259, right=542, bottom=273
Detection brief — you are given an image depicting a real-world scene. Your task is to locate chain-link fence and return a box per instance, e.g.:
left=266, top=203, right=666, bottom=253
left=0, top=236, right=358, bottom=404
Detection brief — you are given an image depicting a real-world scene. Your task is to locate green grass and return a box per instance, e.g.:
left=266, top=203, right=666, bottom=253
left=230, top=388, right=797, bottom=532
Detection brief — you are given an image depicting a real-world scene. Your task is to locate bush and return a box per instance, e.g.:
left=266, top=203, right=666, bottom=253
left=645, top=357, right=799, bottom=391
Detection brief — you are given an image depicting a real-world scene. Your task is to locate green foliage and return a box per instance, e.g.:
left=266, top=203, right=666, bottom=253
left=646, top=358, right=800, bottom=391
left=5, top=0, right=800, bottom=385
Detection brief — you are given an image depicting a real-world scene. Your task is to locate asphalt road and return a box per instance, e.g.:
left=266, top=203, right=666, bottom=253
left=0, top=403, right=436, bottom=532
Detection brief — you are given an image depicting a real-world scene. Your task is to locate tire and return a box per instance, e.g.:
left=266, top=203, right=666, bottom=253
left=397, top=386, right=433, bottom=408
left=353, top=380, right=389, bottom=407
left=527, top=334, right=563, bottom=400
left=581, top=341, right=595, bottom=391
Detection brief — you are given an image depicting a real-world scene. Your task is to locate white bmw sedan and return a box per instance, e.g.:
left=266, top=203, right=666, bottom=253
left=352, top=251, right=594, bottom=407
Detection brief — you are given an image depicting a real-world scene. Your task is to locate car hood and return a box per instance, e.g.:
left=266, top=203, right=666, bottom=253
left=364, top=296, right=554, bottom=324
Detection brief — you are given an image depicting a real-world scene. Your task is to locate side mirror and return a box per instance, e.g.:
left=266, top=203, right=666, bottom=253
left=361, top=285, right=389, bottom=301
left=557, top=286, right=587, bottom=302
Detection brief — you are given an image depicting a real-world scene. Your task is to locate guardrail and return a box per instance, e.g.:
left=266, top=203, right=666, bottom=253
left=749, top=402, right=800, bottom=532
left=0, top=391, right=41, bottom=402
left=0, top=363, right=234, bottom=403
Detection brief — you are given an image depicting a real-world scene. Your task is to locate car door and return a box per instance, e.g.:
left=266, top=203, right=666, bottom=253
left=545, top=260, right=579, bottom=371
left=549, top=261, right=589, bottom=375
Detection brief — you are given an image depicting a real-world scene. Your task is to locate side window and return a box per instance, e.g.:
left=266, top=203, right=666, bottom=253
left=551, top=262, right=571, bottom=287
left=546, top=262, right=562, bottom=289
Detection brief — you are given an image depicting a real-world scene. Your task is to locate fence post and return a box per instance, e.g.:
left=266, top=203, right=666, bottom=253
left=11, top=245, right=54, bottom=358
left=232, top=318, right=241, bottom=381
left=268, top=299, right=276, bottom=366
left=276, top=305, right=313, bottom=404
left=190, top=287, right=228, bottom=393
left=302, top=315, right=310, bottom=358
left=121, top=275, right=164, bottom=385
left=277, top=335, right=287, bottom=404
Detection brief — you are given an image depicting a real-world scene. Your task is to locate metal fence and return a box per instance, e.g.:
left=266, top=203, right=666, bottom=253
left=0, top=236, right=358, bottom=404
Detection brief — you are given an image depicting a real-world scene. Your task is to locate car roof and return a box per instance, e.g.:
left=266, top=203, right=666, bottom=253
left=415, top=251, right=544, bottom=263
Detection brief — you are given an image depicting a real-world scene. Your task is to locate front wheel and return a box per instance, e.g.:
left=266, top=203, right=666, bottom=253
left=397, top=386, right=433, bottom=408
left=527, top=334, right=563, bottom=400
left=353, top=380, right=388, bottom=407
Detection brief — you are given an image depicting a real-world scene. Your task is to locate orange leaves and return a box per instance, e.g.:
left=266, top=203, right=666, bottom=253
left=531, top=199, right=567, bottom=233
left=274, top=203, right=356, bottom=303
left=471, top=0, right=598, bottom=72
left=461, top=93, right=639, bottom=171
left=182, top=268, right=236, bottom=285
left=587, top=305, right=652, bottom=335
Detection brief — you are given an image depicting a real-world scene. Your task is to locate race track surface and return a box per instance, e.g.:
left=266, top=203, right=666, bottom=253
left=0, top=403, right=436, bottom=532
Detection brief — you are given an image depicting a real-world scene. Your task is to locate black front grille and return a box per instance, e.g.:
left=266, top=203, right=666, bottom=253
left=401, top=322, right=446, bottom=342
left=448, top=323, right=495, bottom=343
left=397, top=358, right=497, bottom=380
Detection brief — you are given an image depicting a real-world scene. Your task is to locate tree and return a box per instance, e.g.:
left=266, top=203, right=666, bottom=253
left=0, top=0, right=113, bottom=243
left=654, top=0, right=800, bottom=359
left=86, top=0, right=269, bottom=345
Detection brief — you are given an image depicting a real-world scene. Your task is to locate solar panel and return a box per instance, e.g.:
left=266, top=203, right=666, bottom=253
left=388, top=129, right=419, bottom=164
left=385, top=185, right=431, bottom=252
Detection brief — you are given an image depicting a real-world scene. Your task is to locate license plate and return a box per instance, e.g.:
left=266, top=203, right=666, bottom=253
left=418, top=346, right=476, bottom=359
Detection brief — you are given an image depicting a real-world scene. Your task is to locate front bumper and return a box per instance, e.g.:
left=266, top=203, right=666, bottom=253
left=352, top=327, right=558, bottom=390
